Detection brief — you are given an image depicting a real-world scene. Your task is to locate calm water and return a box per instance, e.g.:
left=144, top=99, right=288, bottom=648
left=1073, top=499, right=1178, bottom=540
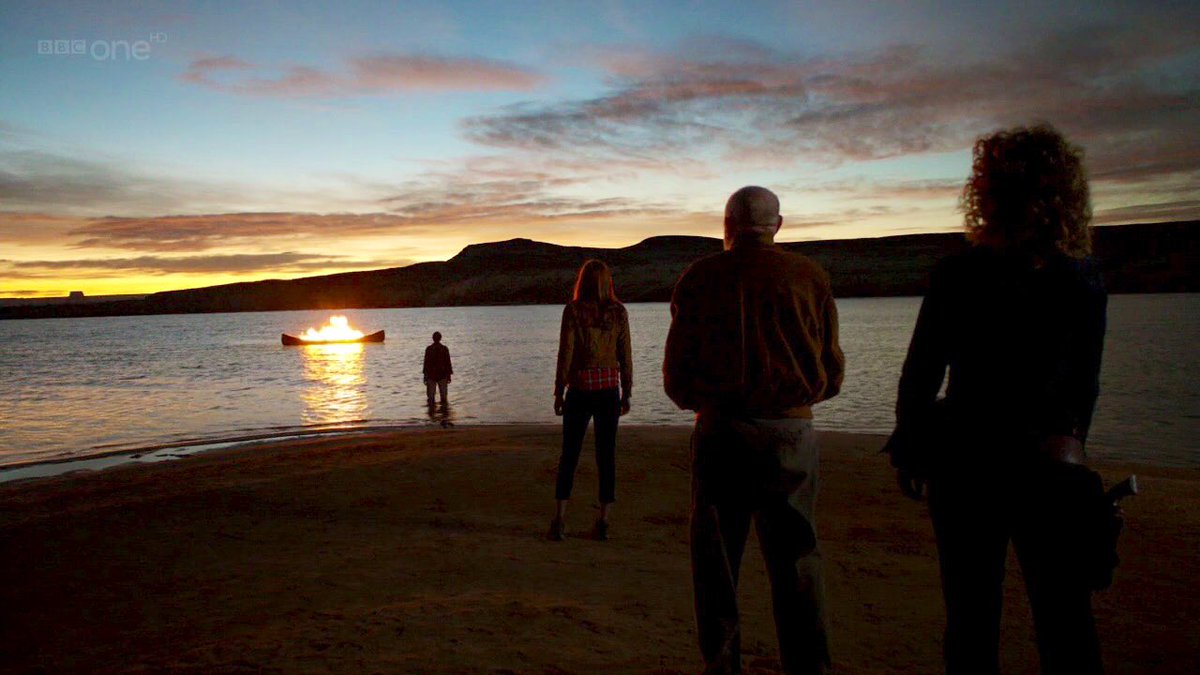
left=2, top=296, right=1197, bottom=468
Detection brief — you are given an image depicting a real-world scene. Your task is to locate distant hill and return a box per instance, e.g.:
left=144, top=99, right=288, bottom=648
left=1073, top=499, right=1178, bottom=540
left=2, top=221, right=1196, bottom=320
left=0, top=293, right=146, bottom=308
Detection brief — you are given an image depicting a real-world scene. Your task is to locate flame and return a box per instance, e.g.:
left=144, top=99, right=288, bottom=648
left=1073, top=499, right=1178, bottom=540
left=298, top=315, right=364, bottom=342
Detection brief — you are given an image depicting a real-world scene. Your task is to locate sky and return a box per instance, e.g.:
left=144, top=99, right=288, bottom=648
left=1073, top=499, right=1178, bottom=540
left=1, top=1, right=1198, bottom=297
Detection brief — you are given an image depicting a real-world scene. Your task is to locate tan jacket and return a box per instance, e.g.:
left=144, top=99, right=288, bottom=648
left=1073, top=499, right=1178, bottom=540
left=554, top=301, right=633, bottom=397
left=663, top=242, right=844, bottom=417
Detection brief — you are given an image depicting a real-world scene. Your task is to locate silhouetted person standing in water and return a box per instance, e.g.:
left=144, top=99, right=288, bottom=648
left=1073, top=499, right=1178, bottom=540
left=423, top=332, right=453, bottom=407
left=886, top=125, right=1108, bottom=674
left=548, top=259, right=632, bottom=542
left=664, top=186, right=844, bottom=675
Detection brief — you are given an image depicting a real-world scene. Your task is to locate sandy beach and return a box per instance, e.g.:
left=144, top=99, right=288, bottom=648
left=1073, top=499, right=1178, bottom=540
left=1, top=425, right=1196, bottom=674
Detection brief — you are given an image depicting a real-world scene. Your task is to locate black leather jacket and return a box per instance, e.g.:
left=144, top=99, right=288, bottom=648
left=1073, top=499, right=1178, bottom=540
left=894, top=246, right=1107, bottom=450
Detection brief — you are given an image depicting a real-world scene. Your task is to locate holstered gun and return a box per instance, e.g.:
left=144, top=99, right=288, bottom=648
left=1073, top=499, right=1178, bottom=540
left=1106, top=475, right=1138, bottom=504
left=1091, top=475, right=1138, bottom=591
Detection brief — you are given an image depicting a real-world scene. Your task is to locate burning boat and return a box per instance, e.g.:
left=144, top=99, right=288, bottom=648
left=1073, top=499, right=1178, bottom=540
left=282, top=315, right=385, bottom=345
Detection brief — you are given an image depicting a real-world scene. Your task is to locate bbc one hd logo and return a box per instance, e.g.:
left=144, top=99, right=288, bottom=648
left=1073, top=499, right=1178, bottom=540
left=37, top=33, right=166, bottom=61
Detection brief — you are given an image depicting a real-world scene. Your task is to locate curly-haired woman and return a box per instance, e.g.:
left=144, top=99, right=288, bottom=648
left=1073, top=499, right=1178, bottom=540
left=887, top=125, right=1108, bottom=674
left=548, top=259, right=632, bottom=542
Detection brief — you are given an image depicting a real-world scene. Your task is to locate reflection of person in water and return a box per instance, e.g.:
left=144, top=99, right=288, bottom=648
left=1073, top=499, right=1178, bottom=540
left=425, top=397, right=454, bottom=427
left=423, top=331, right=453, bottom=407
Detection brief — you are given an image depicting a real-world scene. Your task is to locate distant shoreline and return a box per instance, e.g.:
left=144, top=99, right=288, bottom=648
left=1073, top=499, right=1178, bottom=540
left=3, top=221, right=1196, bottom=320
left=0, top=293, right=146, bottom=308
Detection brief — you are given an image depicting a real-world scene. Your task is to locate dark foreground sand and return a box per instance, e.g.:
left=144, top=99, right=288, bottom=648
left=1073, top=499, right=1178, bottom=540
left=1, top=426, right=1196, bottom=674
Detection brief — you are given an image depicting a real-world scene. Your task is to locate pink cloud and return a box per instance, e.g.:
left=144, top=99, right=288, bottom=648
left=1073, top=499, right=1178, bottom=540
left=350, top=54, right=546, bottom=92
left=68, top=212, right=437, bottom=251
left=2, top=252, right=387, bottom=277
left=181, top=53, right=547, bottom=97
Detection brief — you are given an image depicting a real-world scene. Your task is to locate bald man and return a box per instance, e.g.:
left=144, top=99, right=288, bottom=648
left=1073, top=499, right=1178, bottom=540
left=664, top=186, right=844, bottom=675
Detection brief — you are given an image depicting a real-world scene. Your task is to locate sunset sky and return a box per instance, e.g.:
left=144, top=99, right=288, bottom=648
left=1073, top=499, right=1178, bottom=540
left=2, top=1, right=1197, bottom=297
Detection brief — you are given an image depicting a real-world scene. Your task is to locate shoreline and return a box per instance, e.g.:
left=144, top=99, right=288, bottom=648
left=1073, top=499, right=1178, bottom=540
left=4, top=419, right=1191, bottom=485
left=0, top=424, right=426, bottom=483
left=1, top=423, right=699, bottom=484
left=2, top=426, right=1197, bottom=673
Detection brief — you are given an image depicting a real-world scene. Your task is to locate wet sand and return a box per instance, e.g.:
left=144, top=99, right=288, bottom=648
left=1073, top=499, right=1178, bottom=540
left=1, top=426, right=1196, bottom=673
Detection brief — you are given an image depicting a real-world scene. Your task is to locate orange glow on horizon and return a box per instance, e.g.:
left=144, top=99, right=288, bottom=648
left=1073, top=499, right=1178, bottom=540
left=0, top=211, right=963, bottom=299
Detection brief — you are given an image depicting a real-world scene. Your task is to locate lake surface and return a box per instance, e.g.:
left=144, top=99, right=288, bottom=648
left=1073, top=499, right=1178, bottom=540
left=2, top=295, right=1197, bottom=468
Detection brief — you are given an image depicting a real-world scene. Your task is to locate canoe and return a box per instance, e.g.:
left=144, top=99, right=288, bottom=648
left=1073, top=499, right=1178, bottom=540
left=281, top=329, right=385, bottom=346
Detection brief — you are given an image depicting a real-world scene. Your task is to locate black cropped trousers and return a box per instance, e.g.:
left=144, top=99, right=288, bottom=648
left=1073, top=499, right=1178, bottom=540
left=555, top=387, right=619, bottom=503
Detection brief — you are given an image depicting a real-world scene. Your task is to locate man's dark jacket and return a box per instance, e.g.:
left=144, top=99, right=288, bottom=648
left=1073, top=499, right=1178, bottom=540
left=423, top=342, right=453, bottom=381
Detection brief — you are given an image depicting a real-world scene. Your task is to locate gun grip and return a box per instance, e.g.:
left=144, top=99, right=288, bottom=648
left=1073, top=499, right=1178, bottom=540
left=1105, top=475, right=1138, bottom=503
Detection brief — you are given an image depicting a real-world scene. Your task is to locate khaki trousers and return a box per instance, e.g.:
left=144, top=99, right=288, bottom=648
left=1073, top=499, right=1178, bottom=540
left=690, top=415, right=829, bottom=675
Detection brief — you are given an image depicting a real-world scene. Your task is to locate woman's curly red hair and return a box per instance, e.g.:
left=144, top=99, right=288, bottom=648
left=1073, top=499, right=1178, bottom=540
left=961, top=124, right=1093, bottom=258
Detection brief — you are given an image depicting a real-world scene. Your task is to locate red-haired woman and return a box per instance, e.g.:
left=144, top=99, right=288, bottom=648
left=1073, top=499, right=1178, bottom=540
left=888, top=125, right=1108, bottom=674
left=548, top=259, right=632, bottom=541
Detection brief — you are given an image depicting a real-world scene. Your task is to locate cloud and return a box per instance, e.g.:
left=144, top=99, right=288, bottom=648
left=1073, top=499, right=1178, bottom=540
left=374, top=155, right=692, bottom=232
left=0, top=120, right=24, bottom=139
left=1, top=252, right=389, bottom=278
left=70, top=212, right=436, bottom=252
left=374, top=156, right=909, bottom=247
left=0, top=147, right=709, bottom=254
left=181, top=52, right=548, bottom=97
left=0, top=208, right=437, bottom=255
left=0, top=212, right=92, bottom=244
left=181, top=55, right=253, bottom=75
left=1094, top=200, right=1200, bottom=225
left=0, top=150, right=177, bottom=212
left=0, top=149, right=282, bottom=216
left=463, top=22, right=1200, bottom=184
left=803, top=177, right=963, bottom=201
left=350, top=54, right=547, bottom=92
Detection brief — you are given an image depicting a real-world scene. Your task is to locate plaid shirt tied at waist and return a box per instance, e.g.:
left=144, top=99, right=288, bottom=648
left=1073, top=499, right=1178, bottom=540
left=571, top=367, right=623, bottom=392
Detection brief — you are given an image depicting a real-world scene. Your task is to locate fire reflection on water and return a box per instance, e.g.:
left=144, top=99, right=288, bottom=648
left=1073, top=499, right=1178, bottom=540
left=300, top=342, right=369, bottom=425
